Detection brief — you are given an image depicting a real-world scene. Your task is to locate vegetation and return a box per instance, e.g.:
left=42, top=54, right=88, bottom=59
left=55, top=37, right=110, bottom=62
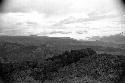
left=0, top=36, right=125, bottom=83
left=0, top=47, right=125, bottom=83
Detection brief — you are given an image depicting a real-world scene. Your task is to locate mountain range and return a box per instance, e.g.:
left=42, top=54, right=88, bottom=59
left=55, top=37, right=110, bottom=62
left=88, top=31, right=125, bottom=44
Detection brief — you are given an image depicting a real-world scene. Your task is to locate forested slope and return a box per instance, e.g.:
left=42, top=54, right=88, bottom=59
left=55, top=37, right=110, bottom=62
left=0, top=48, right=125, bottom=83
left=0, top=36, right=125, bottom=83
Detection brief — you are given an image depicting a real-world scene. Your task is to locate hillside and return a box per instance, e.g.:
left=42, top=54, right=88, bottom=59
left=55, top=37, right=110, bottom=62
left=0, top=36, right=125, bottom=83
left=88, top=32, right=125, bottom=44
left=0, top=48, right=125, bottom=83
left=0, top=36, right=125, bottom=48
left=0, top=36, right=125, bottom=62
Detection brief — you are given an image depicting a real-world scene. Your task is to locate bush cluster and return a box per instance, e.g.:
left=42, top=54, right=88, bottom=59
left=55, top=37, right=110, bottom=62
left=0, top=48, right=125, bottom=83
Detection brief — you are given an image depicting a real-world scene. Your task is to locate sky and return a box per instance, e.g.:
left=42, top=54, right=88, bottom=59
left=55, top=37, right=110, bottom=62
left=0, top=0, right=125, bottom=40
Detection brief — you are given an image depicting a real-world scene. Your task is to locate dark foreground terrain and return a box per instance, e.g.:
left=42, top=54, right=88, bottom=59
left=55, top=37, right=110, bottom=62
left=0, top=36, right=125, bottom=83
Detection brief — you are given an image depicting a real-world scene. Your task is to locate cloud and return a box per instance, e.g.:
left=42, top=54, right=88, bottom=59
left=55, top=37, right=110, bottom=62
left=53, top=8, right=122, bottom=26
left=49, top=31, right=71, bottom=34
left=2, top=0, right=72, bottom=16
left=36, top=31, right=71, bottom=36
left=0, top=0, right=124, bottom=39
left=76, top=30, right=88, bottom=34
left=2, top=0, right=121, bottom=15
left=0, top=11, right=124, bottom=39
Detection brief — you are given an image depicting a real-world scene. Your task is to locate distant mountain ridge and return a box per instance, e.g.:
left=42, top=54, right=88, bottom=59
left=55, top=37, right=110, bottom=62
left=88, top=31, right=125, bottom=44
left=0, top=35, right=125, bottom=49
left=0, top=36, right=125, bottom=63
